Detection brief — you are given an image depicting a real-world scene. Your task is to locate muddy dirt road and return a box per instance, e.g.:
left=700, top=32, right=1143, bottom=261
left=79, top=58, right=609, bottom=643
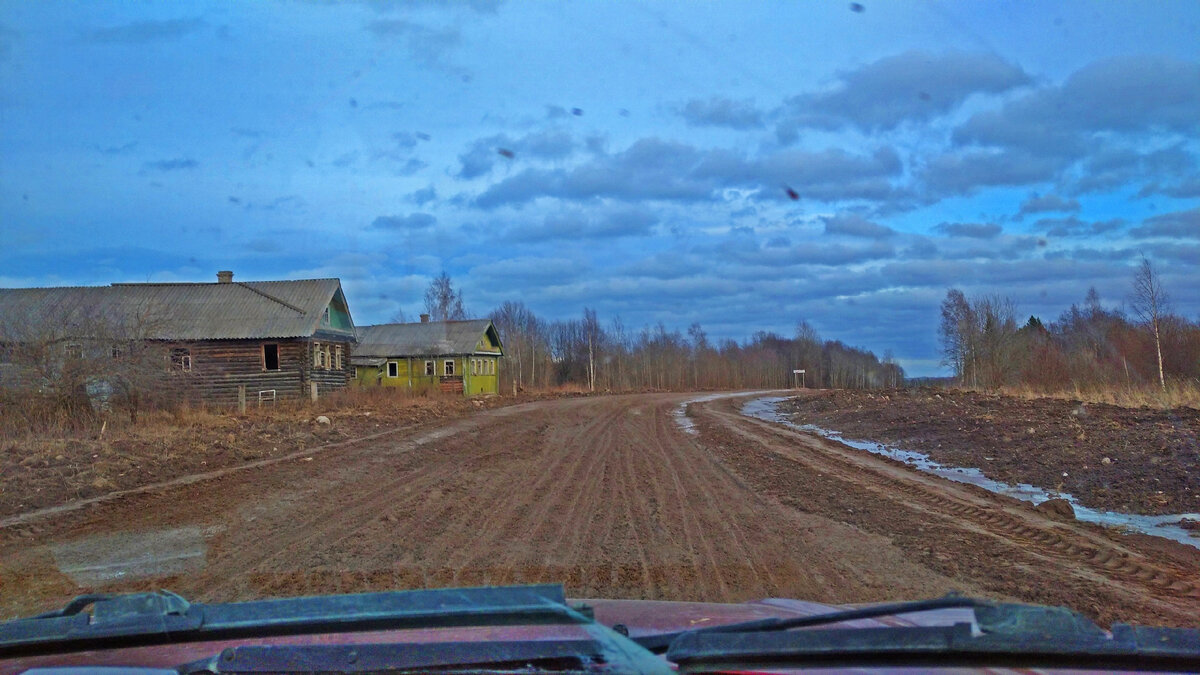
left=2, top=393, right=1197, bottom=628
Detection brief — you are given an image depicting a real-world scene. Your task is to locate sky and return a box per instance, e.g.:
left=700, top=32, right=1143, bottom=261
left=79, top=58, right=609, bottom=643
left=1, top=1, right=1198, bottom=376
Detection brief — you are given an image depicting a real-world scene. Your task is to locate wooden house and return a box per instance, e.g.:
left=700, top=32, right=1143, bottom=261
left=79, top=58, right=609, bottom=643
left=0, top=272, right=357, bottom=407
left=351, top=317, right=503, bottom=395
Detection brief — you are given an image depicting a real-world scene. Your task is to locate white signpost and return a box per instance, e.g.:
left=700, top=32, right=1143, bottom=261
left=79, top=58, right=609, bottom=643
left=793, top=369, right=805, bottom=388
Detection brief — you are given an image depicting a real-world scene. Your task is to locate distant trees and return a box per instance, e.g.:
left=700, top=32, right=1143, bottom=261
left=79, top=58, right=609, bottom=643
left=937, top=258, right=1198, bottom=392
left=486, top=303, right=902, bottom=392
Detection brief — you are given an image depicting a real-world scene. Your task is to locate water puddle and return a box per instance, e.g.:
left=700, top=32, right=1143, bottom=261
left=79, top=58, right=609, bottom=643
left=49, top=526, right=208, bottom=585
left=742, top=396, right=1200, bottom=550
left=675, top=391, right=778, bottom=435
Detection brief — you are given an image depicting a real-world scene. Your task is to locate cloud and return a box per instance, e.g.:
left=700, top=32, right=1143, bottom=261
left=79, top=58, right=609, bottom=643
left=503, top=207, right=658, bottom=243
left=822, top=214, right=894, bottom=238
left=143, top=158, right=198, bottom=171
left=366, top=19, right=462, bottom=71
left=471, top=256, right=586, bottom=285
left=1016, top=194, right=1080, bottom=219
left=83, top=18, right=206, bottom=44
left=407, top=185, right=437, bottom=205
left=679, top=97, right=763, bottom=129
left=935, top=222, right=1002, bottom=238
left=95, top=141, right=138, bottom=156
left=1130, top=207, right=1200, bottom=239
left=371, top=213, right=437, bottom=230
left=457, top=129, right=577, bottom=178
left=776, top=50, right=1030, bottom=136
left=921, top=149, right=1063, bottom=197
left=475, top=138, right=902, bottom=208
left=1033, top=216, right=1125, bottom=237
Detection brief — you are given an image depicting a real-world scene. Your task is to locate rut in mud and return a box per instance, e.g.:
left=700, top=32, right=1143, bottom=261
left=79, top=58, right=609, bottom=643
left=2, top=393, right=1197, bottom=629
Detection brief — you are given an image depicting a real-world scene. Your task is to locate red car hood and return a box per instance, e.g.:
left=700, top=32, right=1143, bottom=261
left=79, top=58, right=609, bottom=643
left=0, top=596, right=1163, bottom=675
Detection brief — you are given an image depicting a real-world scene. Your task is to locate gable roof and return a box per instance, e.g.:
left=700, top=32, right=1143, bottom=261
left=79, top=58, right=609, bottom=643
left=354, top=320, right=501, bottom=358
left=0, top=279, right=354, bottom=341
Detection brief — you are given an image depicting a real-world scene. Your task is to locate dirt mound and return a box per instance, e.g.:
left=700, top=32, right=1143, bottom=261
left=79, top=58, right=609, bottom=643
left=780, top=389, right=1200, bottom=516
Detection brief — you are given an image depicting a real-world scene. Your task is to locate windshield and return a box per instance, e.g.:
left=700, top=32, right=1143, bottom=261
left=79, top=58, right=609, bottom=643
left=1, top=0, right=1198, bottom=653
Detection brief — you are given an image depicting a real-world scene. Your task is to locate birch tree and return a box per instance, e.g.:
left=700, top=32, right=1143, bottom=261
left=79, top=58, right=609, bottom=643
left=1131, top=255, right=1169, bottom=390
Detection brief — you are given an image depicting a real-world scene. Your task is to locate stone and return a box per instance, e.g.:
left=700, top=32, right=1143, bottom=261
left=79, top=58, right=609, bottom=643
left=315, top=415, right=331, bottom=425
left=1035, top=498, right=1075, bottom=520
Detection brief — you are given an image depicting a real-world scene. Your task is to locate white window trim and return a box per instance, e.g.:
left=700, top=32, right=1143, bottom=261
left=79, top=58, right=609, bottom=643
left=387, top=361, right=398, bottom=378
left=425, top=360, right=434, bottom=376
left=444, top=359, right=455, bottom=376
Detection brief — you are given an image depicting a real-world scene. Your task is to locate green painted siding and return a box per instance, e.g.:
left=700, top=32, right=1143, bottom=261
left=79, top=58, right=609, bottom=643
left=354, top=354, right=500, bottom=395
left=322, top=289, right=354, bottom=332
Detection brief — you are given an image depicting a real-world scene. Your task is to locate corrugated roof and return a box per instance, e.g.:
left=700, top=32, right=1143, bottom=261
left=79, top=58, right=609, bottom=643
left=0, top=279, right=351, bottom=341
left=354, top=320, right=500, bottom=357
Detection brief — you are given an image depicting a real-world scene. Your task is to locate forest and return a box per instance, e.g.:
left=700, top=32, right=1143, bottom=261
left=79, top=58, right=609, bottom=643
left=938, top=257, right=1199, bottom=397
left=421, top=273, right=904, bottom=393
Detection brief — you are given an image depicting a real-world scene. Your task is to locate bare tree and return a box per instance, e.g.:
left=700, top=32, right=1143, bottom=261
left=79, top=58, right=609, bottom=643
left=939, top=289, right=976, bottom=386
left=1131, top=255, right=1169, bottom=390
left=423, top=272, right=467, bottom=321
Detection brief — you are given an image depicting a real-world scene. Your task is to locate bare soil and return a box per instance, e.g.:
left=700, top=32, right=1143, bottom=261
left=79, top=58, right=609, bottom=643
left=0, top=394, right=533, bottom=518
left=779, top=388, right=1200, bottom=516
left=1, top=392, right=1197, bottom=631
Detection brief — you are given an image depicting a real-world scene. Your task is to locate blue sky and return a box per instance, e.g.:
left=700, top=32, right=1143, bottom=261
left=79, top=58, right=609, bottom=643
left=1, top=1, right=1197, bottom=376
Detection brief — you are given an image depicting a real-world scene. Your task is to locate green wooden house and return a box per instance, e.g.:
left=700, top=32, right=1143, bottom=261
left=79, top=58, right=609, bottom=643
left=351, top=318, right=503, bottom=395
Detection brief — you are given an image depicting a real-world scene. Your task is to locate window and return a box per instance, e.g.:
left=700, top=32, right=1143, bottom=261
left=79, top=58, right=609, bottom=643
left=65, top=343, right=82, bottom=359
left=110, top=346, right=122, bottom=359
left=387, top=361, right=398, bottom=378
left=444, top=359, right=455, bottom=376
left=425, top=360, right=434, bottom=376
left=170, top=347, right=192, bottom=372
left=334, top=345, right=343, bottom=370
left=322, top=306, right=331, bottom=325
left=471, top=359, right=477, bottom=375
left=263, top=344, right=280, bottom=371
left=354, top=366, right=360, bottom=379
left=313, top=342, right=324, bottom=368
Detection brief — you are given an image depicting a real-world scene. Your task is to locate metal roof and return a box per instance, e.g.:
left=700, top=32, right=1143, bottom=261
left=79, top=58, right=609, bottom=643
left=354, top=320, right=501, bottom=357
left=0, top=279, right=352, bottom=341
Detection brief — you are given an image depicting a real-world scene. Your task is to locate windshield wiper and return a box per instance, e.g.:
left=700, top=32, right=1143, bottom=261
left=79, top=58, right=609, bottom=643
left=178, top=639, right=611, bottom=673
left=0, top=585, right=592, bottom=658
left=664, top=600, right=1200, bottom=671
left=632, top=594, right=986, bottom=652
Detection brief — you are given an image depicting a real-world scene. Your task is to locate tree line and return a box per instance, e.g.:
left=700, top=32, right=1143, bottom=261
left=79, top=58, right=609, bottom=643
left=488, top=301, right=903, bottom=393
left=938, top=257, right=1199, bottom=392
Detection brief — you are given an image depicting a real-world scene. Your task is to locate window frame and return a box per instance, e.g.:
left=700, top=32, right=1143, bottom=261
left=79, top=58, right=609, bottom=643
left=425, top=360, right=434, bottom=376
left=313, top=341, right=324, bottom=369
left=334, top=345, right=343, bottom=370
left=444, top=359, right=455, bottom=376
left=170, top=347, right=192, bottom=373
left=262, top=343, right=280, bottom=371
left=387, top=361, right=399, bottom=378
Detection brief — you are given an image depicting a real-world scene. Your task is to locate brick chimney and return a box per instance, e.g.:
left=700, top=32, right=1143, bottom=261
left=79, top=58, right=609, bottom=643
left=420, top=313, right=430, bottom=323
left=216, top=270, right=234, bottom=283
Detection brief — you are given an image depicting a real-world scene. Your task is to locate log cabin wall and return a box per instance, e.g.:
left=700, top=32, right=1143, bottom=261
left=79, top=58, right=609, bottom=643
left=173, top=338, right=352, bottom=407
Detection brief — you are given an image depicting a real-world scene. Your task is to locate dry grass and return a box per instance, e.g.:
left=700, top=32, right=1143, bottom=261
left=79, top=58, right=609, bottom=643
left=997, top=380, right=1200, bottom=410
left=0, top=386, right=525, bottom=517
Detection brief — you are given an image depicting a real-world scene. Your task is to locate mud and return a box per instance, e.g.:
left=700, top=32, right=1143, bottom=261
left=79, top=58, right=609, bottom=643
left=1, top=392, right=1197, bottom=631
left=778, top=389, right=1200, bottom=516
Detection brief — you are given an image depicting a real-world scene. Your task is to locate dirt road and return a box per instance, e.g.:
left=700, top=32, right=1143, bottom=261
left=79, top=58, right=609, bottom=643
left=2, top=393, right=1197, bottom=628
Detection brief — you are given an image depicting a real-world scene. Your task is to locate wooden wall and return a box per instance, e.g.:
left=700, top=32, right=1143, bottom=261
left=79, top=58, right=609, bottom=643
left=175, top=338, right=352, bottom=407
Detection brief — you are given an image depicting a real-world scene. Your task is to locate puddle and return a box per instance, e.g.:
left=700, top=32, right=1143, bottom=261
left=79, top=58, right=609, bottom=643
left=674, top=391, right=778, bottom=435
left=742, top=396, right=1200, bottom=550
left=50, top=526, right=208, bottom=585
